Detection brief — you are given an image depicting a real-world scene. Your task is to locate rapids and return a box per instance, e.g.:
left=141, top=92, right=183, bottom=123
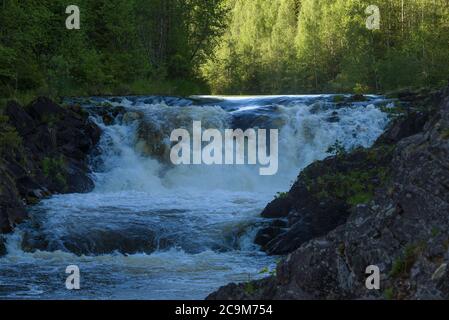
left=0, top=95, right=391, bottom=299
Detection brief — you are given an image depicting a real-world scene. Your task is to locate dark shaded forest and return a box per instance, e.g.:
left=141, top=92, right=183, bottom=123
left=1, top=0, right=449, bottom=99
left=0, top=0, right=227, bottom=99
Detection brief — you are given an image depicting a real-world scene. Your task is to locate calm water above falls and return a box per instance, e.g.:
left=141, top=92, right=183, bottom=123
left=0, top=95, right=391, bottom=299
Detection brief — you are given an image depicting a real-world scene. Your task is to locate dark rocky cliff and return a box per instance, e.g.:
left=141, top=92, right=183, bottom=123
left=0, top=97, right=100, bottom=254
left=208, top=87, right=449, bottom=300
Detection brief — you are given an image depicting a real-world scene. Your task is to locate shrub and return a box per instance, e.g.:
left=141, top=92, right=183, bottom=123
left=244, top=282, right=255, bottom=295
left=384, top=288, right=395, bottom=300
left=275, top=192, right=289, bottom=200
left=312, top=167, right=389, bottom=206
left=389, top=244, right=425, bottom=278
left=41, top=156, right=67, bottom=189
left=305, top=144, right=394, bottom=206
left=354, top=83, right=369, bottom=95
left=0, top=114, right=22, bottom=154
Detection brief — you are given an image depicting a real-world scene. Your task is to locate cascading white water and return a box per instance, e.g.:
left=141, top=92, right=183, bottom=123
left=92, top=96, right=388, bottom=193
left=0, top=95, right=390, bottom=299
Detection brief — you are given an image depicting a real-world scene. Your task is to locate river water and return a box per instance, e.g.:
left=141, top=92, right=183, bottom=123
left=0, top=95, right=390, bottom=299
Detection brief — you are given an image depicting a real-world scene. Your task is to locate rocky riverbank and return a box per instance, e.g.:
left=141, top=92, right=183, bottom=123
left=208, top=87, right=449, bottom=300
left=0, top=97, right=101, bottom=255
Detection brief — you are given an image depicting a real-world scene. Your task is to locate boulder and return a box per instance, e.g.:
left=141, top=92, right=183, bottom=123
left=207, top=277, right=280, bottom=300
left=0, top=97, right=102, bottom=237
left=255, top=226, right=285, bottom=247
left=261, top=197, right=291, bottom=219
left=259, top=143, right=393, bottom=255
left=27, top=96, right=67, bottom=123
left=349, top=94, right=367, bottom=102
left=377, top=111, right=429, bottom=144
left=0, top=236, right=6, bottom=257
left=5, top=100, right=36, bottom=136
left=0, top=168, right=28, bottom=233
left=209, top=86, right=449, bottom=300
left=65, top=162, right=95, bottom=193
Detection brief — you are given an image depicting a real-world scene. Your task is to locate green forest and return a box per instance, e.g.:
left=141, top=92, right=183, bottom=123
left=1, top=0, right=449, bottom=99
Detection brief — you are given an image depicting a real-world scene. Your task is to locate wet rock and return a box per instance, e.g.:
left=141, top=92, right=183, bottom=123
left=89, top=105, right=126, bottom=125
left=136, top=122, right=170, bottom=160
left=23, top=228, right=160, bottom=256
left=0, top=211, right=10, bottom=234
left=261, top=198, right=291, bottom=219
left=264, top=219, right=341, bottom=255
left=377, top=111, right=429, bottom=144
left=255, top=91, right=438, bottom=256
left=0, top=236, right=6, bottom=257
left=5, top=100, right=35, bottom=135
left=27, top=96, right=68, bottom=123
left=349, top=94, right=367, bottom=102
left=65, top=162, right=95, bottom=193
left=255, top=227, right=285, bottom=247
left=0, top=168, right=28, bottom=233
left=327, top=111, right=340, bottom=123
left=211, top=86, right=449, bottom=300
left=207, top=277, right=279, bottom=300
left=123, top=111, right=142, bottom=124
left=0, top=97, right=101, bottom=236
left=271, top=219, right=288, bottom=228
left=259, top=143, right=393, bottom=255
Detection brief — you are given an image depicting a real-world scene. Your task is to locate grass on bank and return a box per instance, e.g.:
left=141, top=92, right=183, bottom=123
left=303, top=143, right=394, bottom=207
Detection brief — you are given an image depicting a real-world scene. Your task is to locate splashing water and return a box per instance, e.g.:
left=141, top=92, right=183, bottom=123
left=0, top=95, right=390, bottom=299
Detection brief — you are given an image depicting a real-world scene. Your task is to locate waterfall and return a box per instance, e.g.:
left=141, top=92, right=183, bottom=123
left=90, top=95, right=389, bottom=193
left=0, top=94, right=390, bottom=299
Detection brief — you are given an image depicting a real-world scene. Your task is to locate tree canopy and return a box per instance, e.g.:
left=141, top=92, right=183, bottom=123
left=0, top=0, right=227, bottom=98
left=1, top=0, right=448, bottom=97
left=202, top=0, right=449, bottom=94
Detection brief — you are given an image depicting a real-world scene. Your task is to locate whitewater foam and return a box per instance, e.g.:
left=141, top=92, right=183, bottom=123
left=0, top=95, right=391, bottom=299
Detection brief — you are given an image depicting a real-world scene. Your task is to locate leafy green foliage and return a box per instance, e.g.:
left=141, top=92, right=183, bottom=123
left=41, top=155, right=67, bottom=189
left=312, top=170, right=382, bottom=206
left=384, top=288, right=395, bottom=300
left=202, top=0, right=449, bottom=94
left=2, top=0, right=448, bottom=96
left=274, top=192, right=289, bottom=200
left=42, top=156, right=65, bottom=176
left=431, top=227, right=440, bottom=237
left=379, top=102, right=406, bottom=119
left=389, top=243, right=425, bottom=279
left=0, top=0, right=227, bottom=97
left=244, top=282, right=256, bottom=295
left=304, top=145, right=394, bottom=206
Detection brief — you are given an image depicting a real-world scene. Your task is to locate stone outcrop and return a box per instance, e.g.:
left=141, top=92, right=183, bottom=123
left=0, top=97, right=101, bottom=254
left=208, top=87, right=449, bottom=300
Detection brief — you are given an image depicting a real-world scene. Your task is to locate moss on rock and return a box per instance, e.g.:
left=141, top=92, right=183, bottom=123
left=304, top=145, right=394, bottom=206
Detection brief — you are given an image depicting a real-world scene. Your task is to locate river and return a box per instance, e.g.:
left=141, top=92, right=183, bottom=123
left=0, top=95, right=390, bottom=299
